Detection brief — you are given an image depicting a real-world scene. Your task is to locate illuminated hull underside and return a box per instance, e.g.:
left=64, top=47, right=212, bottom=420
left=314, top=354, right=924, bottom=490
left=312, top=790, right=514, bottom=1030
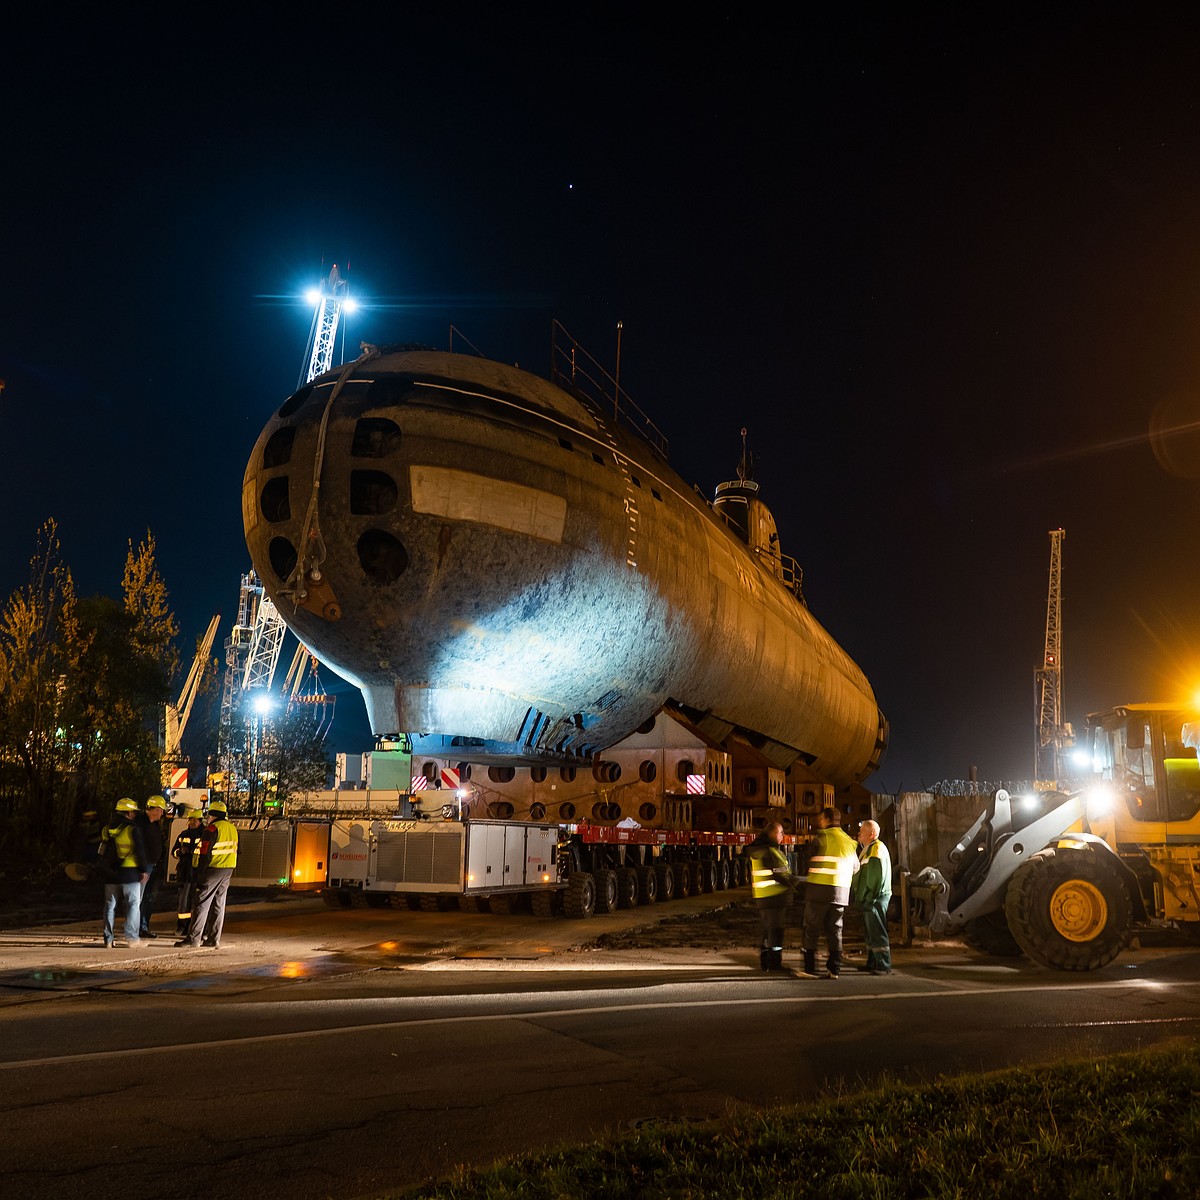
left=243, top=350, right=886, bottom=786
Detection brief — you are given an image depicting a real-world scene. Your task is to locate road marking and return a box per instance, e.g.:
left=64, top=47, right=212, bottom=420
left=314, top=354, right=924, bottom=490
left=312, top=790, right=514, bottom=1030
left=1, top=976, right=1195, bottom=1072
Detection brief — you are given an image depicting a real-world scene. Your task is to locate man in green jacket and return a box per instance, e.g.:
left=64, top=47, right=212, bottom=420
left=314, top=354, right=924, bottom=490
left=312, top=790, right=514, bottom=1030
left=852, top=818, right=893, bottom=975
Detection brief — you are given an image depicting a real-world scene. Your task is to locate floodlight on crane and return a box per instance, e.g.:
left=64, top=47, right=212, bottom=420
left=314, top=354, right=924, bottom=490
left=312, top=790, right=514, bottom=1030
left=300, top=263, right=352, bottom=388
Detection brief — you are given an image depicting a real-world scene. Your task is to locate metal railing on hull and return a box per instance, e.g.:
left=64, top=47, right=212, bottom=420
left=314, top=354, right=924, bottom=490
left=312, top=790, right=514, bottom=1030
left=550, top=320, right=669, bottom=458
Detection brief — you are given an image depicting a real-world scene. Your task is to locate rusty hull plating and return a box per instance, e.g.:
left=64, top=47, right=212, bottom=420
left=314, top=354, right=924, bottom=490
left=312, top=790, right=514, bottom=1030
left=242, top=347, right=887, bottom=787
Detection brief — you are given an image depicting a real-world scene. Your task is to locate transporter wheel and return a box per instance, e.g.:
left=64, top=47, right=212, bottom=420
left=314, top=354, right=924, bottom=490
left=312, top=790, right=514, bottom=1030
left=655, top=863, right=675, bottom=903
left=615, top=867, right=640, bottom=908
left=404, top=894, right=423, bottom=911
left=348, top=888, right=369, bottom=908
left=637, top=866, right=659, bottom=904
left=365, top=893, right=390, bottom=909
left=321, top=888, right=351, bottom=909
left=700, top=860, right=718, bottom=893
left=418, top=894, right=442, bottom=913
left=593, top=868, right=620, bottom=914
left=715, top=857, right=731, bottom=891
left=963, top=910, right=1023, bottom=957
left=459, top=895, right=487, bottom=913
left=675, top=862, right=691, bottom=898
left=530, top=890, right=556, bottom=917
left=1004, top=848, right=1132, bottom=971
left=489, top=894, right=516, bottom=915
left=563, top=872, right=597, bottom=919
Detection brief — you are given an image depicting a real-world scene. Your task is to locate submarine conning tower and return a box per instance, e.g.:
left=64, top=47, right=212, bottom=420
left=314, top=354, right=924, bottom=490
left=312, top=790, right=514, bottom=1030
left=713, top=478, right=804, bottom=603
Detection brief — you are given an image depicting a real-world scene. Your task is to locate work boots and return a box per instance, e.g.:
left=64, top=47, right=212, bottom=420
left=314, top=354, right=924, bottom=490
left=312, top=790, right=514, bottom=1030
left=802, top=950, right=819, bottom=978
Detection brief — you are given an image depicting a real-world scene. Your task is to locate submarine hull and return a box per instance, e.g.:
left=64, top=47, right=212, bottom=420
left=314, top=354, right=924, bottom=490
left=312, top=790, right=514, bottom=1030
left=243, top=349, right=886, bottom=786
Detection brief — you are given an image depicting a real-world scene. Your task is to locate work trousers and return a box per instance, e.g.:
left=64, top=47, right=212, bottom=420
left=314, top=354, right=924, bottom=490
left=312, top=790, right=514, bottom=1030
left=859, top=897, right=892, bottom=971
left=756, top=896, right=787, bottom=953
left=102, top=880, right=143, bottom=944
left=185, top=867, right=233, bottom=947
left=802, top=897, right=845, bottom=974
left=138, top=864, right=161, bottom=934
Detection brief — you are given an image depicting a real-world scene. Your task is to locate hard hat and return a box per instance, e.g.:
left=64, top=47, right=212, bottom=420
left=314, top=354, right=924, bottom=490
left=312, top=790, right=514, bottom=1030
left=208, top=801, right=228, bottom=815
left=146, top=795, right=169, bottom=811
left=183, top=808, right=203, bottom=820
left=115, top=797, right=138, bottom=812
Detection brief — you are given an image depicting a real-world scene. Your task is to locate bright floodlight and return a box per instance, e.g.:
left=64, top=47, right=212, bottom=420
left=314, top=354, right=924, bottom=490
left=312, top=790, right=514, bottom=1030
left=305, top=287, right=321, bottom=305
left=251, top=691, right=274, bottom=716
left=343, top=297, right=359, bottom=314
left=1070, top=747, right=1091, bottom=768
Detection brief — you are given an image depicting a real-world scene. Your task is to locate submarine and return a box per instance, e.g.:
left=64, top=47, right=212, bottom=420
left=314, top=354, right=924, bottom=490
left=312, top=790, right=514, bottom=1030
left=241, top=326, right=887, bottom=788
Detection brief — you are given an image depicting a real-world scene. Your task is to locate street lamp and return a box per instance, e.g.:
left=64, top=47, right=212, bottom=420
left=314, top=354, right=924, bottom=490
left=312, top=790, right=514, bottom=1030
left=248, top=691, right=274, bottom=815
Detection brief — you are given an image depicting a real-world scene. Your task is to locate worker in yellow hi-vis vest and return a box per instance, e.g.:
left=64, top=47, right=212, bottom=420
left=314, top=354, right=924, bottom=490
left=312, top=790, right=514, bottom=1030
left=800, top=806, right=859, bottom=979
left=175, top=801, right=238, bottom=950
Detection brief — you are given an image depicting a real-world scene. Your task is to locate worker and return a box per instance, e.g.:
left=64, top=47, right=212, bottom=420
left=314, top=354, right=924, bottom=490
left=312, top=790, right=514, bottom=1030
left=800, top=806, right=859, bottom=978
left=744, top=819, right=795, bottom=972
left=99, top=798, right=148, bottom=948
left=176, top=800, right=238, bottom=950
left=135, top=795, right=170, bottom=938
left=171, top=808, right=207, bottom=937
left=852, top=819, right=893, bottom=975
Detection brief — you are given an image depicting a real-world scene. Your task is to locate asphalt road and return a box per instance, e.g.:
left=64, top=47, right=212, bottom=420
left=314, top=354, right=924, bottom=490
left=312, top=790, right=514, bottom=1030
left=2, top=895, right=1199, bottom=1199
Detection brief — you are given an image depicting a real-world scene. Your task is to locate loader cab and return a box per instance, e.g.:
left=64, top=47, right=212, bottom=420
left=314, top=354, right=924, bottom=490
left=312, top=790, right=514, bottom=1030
left=1087, top=704, right=1200, bottom=823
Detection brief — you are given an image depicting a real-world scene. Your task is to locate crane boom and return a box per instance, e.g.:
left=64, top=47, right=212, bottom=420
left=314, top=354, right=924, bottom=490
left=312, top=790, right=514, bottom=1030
left=1034, top=527, right=1066, bottom=782
left=163, top=613, right=221, bottom=784
left=301, top=263, right=350, bottom=386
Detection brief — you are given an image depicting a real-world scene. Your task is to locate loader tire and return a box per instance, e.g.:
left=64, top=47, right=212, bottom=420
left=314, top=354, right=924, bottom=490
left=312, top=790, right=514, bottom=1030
left=962, top=910, right=1023, bottom=957
left=1004, top=848, right=1132, bottom=971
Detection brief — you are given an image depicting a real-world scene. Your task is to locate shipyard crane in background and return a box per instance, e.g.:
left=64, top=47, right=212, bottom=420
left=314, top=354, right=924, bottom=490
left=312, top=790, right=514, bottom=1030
left=212, top=265, right=354, bottom=795
left=161, top=613, right=221, bottom=788
left=1034, top=527, right=1071, bottom=783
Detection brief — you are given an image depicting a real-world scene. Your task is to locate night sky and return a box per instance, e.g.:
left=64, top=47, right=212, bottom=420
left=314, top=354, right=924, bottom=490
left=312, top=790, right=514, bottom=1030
left=5, top=9, right=1200, bottom=793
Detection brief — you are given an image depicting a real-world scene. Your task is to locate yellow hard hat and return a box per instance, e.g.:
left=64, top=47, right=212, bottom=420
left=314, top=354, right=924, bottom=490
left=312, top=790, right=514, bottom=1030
left=146, top=795, right=169, bottom=811
left=183, top=808, right=203, bottom=819
left=208, top=801, right=228, bottom=815
left=115, top=797, right=138, bottom=813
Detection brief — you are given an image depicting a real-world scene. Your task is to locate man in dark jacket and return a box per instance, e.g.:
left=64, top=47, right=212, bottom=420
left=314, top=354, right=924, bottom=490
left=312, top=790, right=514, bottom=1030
left=744, top=820, right=795, bottom=973
left=135, top=795, right=170, bottom=938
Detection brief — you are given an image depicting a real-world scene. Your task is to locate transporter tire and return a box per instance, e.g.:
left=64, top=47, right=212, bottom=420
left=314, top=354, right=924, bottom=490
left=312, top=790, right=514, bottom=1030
left=365, top=893, right=390, bottom=909
left=1004, top=848, right=1132, bottom=971
left=563, top=872, right=597, bottom=918
left=593, top=869, right=620, bottom=914
left=655, top=862, right=675, bottom=902
left=963, top=910, right=1023, bottom=957
left=489, top=894, right=516, bottom=915
left=700, top=860, right=717, bottom=893
left=615, top=867, right=640, bottom=909
left=418, top=893, right=442, bottom=913
left=637, top=866, right=659, bottom=904
left=321, top=888, right=351, bottom=908
left=459, top=895, right=487, bottom=913
left=715, top=857, right=731, bottom=891
left=675, top=862, right=692, bottom=898
left=530, top=889, right=556, bottom=917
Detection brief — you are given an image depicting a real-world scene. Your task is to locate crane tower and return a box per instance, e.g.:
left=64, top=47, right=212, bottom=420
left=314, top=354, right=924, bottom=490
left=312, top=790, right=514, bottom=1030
left=213, top=268, right=351, bottom=798
left=1034, top=528, right=1068, bottom=783
left=300, top=263, right=352, bottom=387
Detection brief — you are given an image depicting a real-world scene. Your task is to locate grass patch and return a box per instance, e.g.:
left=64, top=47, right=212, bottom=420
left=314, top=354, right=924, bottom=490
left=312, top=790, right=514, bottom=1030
left=396, top=1042, right=1200, bottom=1198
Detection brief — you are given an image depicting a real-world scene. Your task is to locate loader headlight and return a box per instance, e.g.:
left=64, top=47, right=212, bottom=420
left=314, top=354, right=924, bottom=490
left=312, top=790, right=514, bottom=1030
left=1085, top=786, right=1114, bottom=821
